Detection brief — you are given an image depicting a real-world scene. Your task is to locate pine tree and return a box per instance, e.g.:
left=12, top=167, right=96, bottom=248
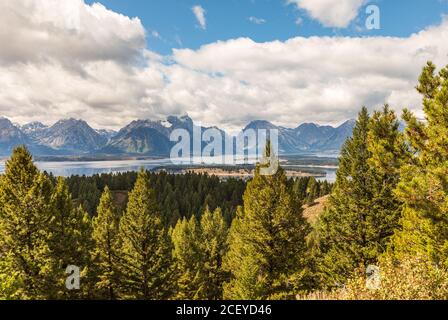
left=117, top=169, right=173, bottom=299
left=0, top=146, right=56, bottom=299
left=48, top=177, right=77, bottom=298
left=306, top=177, right=319, bottom=205
left=223, top=145, right=310, bottom=299
left=315, top=106, right=408, bottom=287
left=391, top=62, right=448, bottom=267
left=171, top=207, right=229, bottom=300
left=92, top=186, right=121, bottom=299
left=171, top=216, right=203, bottom=299
left=197, top=207, right=228, bottom=300
left=47, top=177, right=96, bottom=299
left=70, top=206, right=96, bottom=299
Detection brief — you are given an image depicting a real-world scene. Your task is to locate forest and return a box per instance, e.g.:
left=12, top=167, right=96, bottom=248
left=1, top=62, right=448, bottom=300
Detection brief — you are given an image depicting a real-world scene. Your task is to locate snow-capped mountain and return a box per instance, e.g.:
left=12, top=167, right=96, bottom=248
left=243, top=119, right=355, bottom=154
left=0, top=115, right=356, bottom=156
left=33, top=118, right=108, bottom=153
left=21, top=121, right=48, bottom=135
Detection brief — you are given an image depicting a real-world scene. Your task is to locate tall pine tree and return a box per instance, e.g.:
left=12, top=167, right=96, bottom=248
left=171, top=216, right=203, bottom=299
left=92, top=186, right=121, bottom=299
left=171, top=207, right=229, bottom=300
left=315, top=106, right=408, bottom=287
left=117, top=169, right=173, bottom=299
left=223, top=145, right=310, bottom=299
left=0, top=146, right=56, bottom=299
left=391, top=62, right=448, bottom=267
left=198, top=207, right=228, bottom=299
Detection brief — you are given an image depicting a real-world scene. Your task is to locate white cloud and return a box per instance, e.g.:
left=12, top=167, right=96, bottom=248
left=0, top=0, right=145, bottom=66
left=248, top=16, right=266, bottom=25
left=192, top=5, right=206, bottom=30
left=288, top=0, right=366, bottom=28
left=1, top=0, right=448, bottom=133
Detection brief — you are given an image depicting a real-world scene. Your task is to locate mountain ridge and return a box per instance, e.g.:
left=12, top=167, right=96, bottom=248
left=0, top=116, right=356, bottom=157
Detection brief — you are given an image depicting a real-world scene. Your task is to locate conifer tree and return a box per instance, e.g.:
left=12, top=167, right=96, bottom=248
left=0, top=146, right=56, bottom=299
left=171, top=216, right=203, bottom=299
left=70, top=206, right=96, bottom=299
left=92, top=186, right=121, bottom=299
left=391, top=62, right=448, bottom=267
left=48, top=177, right=78, bottom=297
left=171, top=207, right=229, bottom=300
left=223, top=145, right=310, bottom=299
left=117, top=169, right=173, bottom=299
left=306, top=177, right=319, bottom=205
left=46, top=177, right=96, bottom=299
left=315, top=106, right=408, bottom=287
left=197, top=207, right=228, bottom=299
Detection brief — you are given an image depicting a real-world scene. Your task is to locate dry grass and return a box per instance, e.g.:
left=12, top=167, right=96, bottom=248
left=302, top=195, right=329, bottom=224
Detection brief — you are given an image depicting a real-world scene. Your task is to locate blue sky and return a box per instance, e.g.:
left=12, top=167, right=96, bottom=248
left=85, top=0, right=448, bottom=55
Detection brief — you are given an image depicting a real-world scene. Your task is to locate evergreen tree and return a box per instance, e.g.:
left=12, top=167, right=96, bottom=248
left=70, top=206, right=96, bottom=299
left=391, top=62, right=448, bottom=267
left=171, top=216, right=203, bottom=299
left=197, top=207, right=228, bottom=300
left=117, top=169, right=173, bottom=299
left=306, top=177, right=319, bottom=205
left=47, top=177, right=96, bottom=299
left=223, top=145, right=310, bottom=299
left=315, top=106, right=407, bottom=287
left=92, top=186, right=121, bottom=299
left=0, top=146, right=56, bottom=299
left=171, top=207, right=229, bottom=300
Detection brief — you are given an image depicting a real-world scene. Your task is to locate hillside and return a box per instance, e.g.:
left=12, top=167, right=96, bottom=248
left=302, top=195, right=330, bottom=224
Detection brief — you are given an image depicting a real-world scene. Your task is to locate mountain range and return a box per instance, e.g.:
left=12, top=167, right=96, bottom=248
left=0, top=115, right=355, bottom=157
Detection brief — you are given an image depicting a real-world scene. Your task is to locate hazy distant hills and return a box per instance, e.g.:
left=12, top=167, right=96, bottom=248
left=0, top=115, right=356, bottom=157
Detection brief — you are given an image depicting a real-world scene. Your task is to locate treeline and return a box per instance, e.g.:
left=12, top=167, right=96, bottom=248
left=63, top=171, right=330, bottom=226
left=293, top=177, right=332, bottom=205
left=65, top=171, right=247, bottom=225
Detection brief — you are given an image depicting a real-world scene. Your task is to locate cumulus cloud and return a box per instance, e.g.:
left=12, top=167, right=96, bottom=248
left=0, top=0, right=145, bottom=66
left=0, top=0, right=448, bottom=132
left=192, top=5, right=206, bottom=30
left=288, top=0, right=366, bottom=28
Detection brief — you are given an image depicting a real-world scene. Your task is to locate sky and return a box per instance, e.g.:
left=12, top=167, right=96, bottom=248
left=84, top=0, right=448, bottom=55
left=0, top=0, right=448, bottom=132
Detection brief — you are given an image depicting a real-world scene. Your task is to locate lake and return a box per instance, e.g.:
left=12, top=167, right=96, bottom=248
left=0, top=158, right=338, bottom=182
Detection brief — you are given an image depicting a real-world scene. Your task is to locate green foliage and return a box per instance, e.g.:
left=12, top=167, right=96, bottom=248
left=315, top=106, right=408, bottom=287
left=292, top=177, right=333, bottom=206
left=198, top=207, right=229, bottom=299
left=0, top=146, right=58, bottom=299
left=391, top=62, right=448, bottom=267
left=224, top=152, right=311, bottom=300
left=92, top=186, right=121, bottom=299
left=49, top=177, right=95, bottom=299
left=171, top=207, right=229, bottom=300
left=66, top=171, right=245, bottom=225
left=171, top=216, right=203, bottom=299
left=116, top=170, right=174, bottom=299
